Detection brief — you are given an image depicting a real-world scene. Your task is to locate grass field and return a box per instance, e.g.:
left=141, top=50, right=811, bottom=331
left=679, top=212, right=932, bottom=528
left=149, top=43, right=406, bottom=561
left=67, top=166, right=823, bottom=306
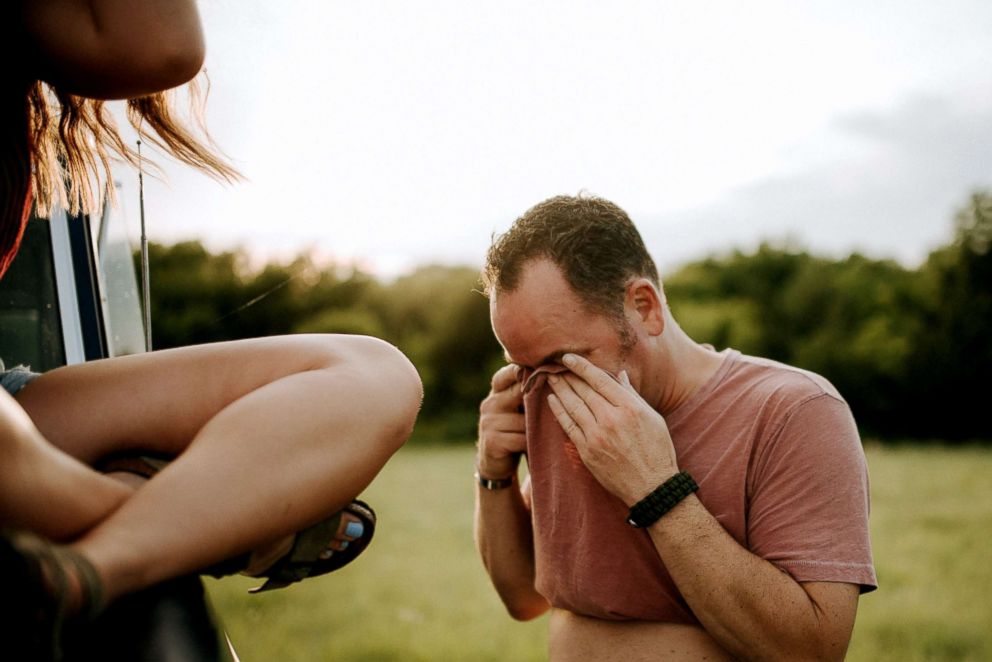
left=207, top=443, right=992, bottom=661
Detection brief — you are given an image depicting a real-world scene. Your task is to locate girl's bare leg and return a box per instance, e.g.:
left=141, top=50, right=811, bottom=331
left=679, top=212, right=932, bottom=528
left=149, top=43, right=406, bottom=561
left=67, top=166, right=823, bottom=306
left=14, top=334, right=422, bottom=607
left=0, top=391, right=134, bottom=541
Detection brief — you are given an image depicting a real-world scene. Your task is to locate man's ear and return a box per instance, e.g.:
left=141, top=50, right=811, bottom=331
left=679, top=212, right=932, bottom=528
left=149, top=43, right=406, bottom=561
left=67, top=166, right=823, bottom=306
left=627, top=279, right=665, bottom=336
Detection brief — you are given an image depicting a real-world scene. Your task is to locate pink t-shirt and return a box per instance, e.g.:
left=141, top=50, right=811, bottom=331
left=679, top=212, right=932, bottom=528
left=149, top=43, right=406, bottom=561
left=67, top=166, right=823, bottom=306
left=520, top=349, right=877, bottom=623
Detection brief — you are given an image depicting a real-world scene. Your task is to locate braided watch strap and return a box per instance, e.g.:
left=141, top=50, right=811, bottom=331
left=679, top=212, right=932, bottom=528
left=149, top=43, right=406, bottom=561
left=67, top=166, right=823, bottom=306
left=627, top=470, right=699, bottom=528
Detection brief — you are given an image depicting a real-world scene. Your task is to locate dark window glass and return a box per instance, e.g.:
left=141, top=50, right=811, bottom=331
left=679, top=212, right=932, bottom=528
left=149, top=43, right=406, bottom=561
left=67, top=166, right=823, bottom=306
left=0, top=216, right=66, bottom=371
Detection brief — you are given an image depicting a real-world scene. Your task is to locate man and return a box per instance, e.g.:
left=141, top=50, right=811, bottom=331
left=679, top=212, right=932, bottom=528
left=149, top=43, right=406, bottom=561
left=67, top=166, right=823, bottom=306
left=475, top=194, right=876, bottom=660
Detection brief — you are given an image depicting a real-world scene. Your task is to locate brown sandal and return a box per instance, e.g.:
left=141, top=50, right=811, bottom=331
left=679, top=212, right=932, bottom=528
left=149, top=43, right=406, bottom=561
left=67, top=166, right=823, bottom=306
left=204, top=500, right=377, bottom=593
left=0, top=530, right=103, bottom=661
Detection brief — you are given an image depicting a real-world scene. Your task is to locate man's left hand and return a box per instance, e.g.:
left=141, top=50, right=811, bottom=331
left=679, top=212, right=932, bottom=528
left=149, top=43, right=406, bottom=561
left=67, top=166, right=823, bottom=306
left=546, top=353, right=680, bottom=506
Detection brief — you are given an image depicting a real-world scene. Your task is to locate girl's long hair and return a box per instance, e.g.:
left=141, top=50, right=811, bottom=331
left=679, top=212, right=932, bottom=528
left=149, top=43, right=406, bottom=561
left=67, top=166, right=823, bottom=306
left=1, top=75, right=241, bottom=277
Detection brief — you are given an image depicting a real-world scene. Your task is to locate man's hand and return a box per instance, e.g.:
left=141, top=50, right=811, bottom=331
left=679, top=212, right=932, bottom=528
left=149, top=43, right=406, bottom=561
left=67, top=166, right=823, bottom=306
left=476, top=365, right=549, bottom=620
left=546, top=353, right=679, bottom=506
left=477, top=365, right=526, bottom=478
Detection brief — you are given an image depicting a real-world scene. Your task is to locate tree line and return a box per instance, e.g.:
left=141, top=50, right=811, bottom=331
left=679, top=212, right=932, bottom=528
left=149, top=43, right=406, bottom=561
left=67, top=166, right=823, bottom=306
left=143, top=191, right=992, bottom=442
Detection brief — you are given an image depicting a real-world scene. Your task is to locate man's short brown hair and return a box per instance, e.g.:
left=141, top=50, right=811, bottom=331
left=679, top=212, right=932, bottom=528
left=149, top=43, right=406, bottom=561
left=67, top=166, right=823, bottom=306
left=483, top=194, right=659, bottom=321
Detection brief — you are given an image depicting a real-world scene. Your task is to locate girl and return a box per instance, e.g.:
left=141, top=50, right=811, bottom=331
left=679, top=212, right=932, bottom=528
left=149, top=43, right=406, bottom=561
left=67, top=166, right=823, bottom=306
left=1, top=2, right=422, bottom=658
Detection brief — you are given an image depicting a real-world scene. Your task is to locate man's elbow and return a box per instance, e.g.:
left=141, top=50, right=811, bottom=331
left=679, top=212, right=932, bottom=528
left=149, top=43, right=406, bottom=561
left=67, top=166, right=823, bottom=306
left=762, top=582, right=857, bottom=662
left=502, top=593, right=550, bottom=622
left=491, top=582, right=549, bottom=621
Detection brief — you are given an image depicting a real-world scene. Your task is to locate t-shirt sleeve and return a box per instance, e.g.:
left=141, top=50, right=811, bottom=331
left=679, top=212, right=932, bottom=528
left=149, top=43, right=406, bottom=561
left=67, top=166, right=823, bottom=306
left=746, top=393, right=877, bottom=592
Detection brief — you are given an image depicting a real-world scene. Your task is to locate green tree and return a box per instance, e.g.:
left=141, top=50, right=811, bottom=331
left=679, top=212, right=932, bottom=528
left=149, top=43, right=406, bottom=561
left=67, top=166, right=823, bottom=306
left=907, top=191, right=992, bottom=439
left=666, top=245, right=925, bottom=436
left=373, top=265, right=503, bottom=435
left=141, top=190, right=992, bottom=443
left=144, top=241, right=245, bottom=347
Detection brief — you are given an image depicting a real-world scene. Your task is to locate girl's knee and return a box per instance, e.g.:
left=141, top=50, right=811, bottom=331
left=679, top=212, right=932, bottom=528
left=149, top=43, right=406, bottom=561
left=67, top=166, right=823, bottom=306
left=319, top=335, right=422, bottom=442
left=364, top=338, right=423, bottom=433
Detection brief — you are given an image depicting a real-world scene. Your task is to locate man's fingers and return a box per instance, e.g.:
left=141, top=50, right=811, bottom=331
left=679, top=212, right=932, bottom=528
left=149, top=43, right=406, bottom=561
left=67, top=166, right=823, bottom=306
left=547, top=393, right=585, bottom=445
left=490, top=364, right=521, bottom=393
left=547, top=373, right=597, bottom=431
left=562, top=353, right=626, bottom=406
left=485, top=365, right=524, bottom=414
left=488, top=430, right=527, bottom=454
left=485, top=382, right=524, bottom=413
left=484, top=411, right=525, bottom=434
left=560, top=372, right=612, bottom=415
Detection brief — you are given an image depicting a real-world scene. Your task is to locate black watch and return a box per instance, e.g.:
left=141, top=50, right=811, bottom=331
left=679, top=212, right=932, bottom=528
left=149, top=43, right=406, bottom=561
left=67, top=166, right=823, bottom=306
left=475, top=471, right=514, bottom=490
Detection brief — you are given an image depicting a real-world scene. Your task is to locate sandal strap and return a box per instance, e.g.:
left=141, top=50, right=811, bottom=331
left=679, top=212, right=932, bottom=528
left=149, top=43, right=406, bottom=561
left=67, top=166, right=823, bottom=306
left=249, top=500, right=376, bottom=594
left=199, top=500, right=377, bottom=592
left=54, top=547, right=104, bottom=622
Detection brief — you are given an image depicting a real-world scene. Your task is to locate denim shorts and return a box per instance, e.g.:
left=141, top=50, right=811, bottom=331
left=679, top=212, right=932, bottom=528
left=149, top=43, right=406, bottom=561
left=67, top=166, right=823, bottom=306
left=0, top=361, right=39, bottom=396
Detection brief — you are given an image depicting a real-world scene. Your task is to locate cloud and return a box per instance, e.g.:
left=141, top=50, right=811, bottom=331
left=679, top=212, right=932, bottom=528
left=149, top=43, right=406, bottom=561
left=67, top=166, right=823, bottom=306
left=640, top=94, right=992, bottom=271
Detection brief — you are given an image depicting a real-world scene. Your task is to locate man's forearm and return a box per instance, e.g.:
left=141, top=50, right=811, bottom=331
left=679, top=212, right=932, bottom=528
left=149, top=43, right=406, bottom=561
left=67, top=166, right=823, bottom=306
left=474, top=477, right=549, bottom=621
left=647, top=495, right=857, bottom=661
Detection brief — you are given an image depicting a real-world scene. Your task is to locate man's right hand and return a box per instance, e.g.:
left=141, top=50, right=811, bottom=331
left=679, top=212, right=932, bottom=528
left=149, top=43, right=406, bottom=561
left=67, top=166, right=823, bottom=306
left=477, top=365, right=526, bottom=479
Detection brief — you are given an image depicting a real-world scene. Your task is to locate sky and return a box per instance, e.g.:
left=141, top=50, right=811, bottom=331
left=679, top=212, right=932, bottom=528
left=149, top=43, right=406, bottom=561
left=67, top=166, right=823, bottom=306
left=112, top=0, right=992, bottom=278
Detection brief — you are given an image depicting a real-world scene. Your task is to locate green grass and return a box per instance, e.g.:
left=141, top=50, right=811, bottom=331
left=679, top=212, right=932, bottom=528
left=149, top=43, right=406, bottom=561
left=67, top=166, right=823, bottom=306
left=847, top=443, right=992, bottom=662
left=206, top=444, right=547, bottom=661
left=207, top=443, right=992, bottom=661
